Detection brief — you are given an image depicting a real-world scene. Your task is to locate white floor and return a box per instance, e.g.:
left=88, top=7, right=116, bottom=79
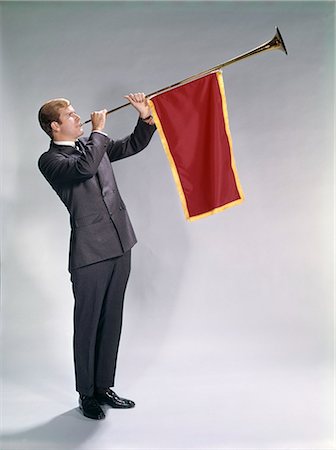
left=1, top=350, right=334, bottom=450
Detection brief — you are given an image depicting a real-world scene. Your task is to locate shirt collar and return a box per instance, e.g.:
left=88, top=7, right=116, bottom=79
left=53, top=140, right=76, bottom=147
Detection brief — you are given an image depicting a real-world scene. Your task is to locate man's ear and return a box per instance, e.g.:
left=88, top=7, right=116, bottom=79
left=51, top=121, right=60, bottom=134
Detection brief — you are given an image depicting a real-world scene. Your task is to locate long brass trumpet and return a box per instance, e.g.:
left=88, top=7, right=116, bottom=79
left=81, top=26, right=287, bottom=126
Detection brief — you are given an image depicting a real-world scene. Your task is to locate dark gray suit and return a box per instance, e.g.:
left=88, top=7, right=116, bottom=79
left=38, top=118, right=156, bottom=395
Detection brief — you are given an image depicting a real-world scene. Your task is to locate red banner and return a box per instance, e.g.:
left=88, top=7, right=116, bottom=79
left=149, top=71, right=244, bottom=221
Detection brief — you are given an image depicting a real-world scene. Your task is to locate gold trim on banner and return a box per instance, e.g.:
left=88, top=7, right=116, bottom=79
left=216, top=71, right=245, bottom=203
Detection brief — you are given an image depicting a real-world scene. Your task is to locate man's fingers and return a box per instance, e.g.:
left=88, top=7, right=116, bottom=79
left=125, top=93, right=146, bottom=102
left=91, top=109, right=107, bottom=118
left=125, top=92, right=151, bottom=119
left=90, top=109, right=107, bottom=131
left=92, top=109, right=107, bottom=115
left=135, top=92, right=145, bottom=102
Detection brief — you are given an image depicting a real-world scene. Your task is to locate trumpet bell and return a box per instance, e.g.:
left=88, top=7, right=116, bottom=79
left=271, top=27, right=288, bottom=55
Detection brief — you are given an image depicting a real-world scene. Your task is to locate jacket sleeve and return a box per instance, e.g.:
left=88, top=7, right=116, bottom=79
left=106, top=118, right=156, bottom=162
left=38, top=132, right=109, bottom=185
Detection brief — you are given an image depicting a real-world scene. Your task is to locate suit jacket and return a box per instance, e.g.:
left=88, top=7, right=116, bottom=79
left=38, top=118, right=156, bottom=272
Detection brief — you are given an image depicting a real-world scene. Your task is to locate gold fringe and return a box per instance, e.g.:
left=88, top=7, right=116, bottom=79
left=216, top=71, right=245, bottom=203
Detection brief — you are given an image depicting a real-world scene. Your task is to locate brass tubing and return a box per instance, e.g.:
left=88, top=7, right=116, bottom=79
left=81, top=27, right=287, bottom=126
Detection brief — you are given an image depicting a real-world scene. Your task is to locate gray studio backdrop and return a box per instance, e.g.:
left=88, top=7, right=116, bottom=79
left=1, top=1, right=334, bottom=449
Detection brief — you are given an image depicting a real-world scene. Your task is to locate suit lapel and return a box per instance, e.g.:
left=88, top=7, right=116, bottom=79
left=96, top=153, right=113, bottom=196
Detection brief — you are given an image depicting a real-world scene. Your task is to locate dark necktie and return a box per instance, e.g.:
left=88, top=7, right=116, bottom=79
left=75, top=141, right=85, bottom=155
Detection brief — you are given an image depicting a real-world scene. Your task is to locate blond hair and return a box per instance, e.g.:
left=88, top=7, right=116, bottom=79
left=38, top=98, right=71, bottom=138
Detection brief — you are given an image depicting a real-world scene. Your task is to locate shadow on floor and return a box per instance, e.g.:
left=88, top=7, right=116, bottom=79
left=1, top=407, right=105, bottom=450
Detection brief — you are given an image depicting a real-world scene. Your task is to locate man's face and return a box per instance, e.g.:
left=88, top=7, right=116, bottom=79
left=53, top=105, right=83, bottom=140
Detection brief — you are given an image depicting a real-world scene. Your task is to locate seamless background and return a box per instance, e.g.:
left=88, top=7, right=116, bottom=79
left=0, top=1, right=334, bottom=449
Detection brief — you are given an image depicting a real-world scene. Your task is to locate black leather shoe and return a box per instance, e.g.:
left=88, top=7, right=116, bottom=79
left=79, top=394, right=105, bottom=420
left=95, top=388, right=135, bottom=409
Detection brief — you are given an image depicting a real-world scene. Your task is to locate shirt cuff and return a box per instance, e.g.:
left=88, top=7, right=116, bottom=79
left=92, top=130, right=108, bottom=136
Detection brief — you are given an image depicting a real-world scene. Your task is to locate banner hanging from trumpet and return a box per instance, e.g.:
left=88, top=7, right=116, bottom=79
left=148, top=71, right=244, bottom=221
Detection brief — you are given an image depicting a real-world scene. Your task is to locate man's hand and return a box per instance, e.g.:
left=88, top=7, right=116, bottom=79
left=91, top=109, right=107, bottom=132
left=125, top=93, right=154, bottom=124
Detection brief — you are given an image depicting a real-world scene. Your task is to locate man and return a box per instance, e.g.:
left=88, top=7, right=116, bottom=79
left=38, top=94, right=156, bottom=420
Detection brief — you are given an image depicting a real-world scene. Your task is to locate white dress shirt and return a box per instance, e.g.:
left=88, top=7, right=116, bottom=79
left=54, top=130, right=108, bottom=147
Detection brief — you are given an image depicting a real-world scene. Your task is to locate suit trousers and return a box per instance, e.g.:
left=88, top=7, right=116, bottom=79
left=70, top=251, right=131, bottom=396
